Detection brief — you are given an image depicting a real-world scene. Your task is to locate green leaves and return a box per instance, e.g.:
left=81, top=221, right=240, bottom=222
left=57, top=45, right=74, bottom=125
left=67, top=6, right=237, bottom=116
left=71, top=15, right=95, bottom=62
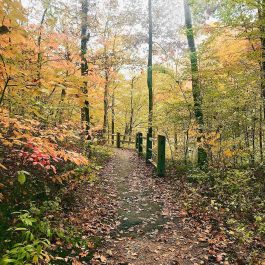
left=17, top=171, right=30, bottom=185
left=3, top=210, right=52, bottom=264
left=0, top=257, right=16, bottom=264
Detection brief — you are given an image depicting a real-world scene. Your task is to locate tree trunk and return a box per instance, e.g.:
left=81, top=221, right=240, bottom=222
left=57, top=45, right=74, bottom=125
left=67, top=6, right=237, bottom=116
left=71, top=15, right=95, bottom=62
left=81, top=0, right=91, bottom=140
left=147, top=0, right=153, bottom=137
left=174, top=126, right=178, bottom=157
left=37, top=8, right=48, bottom=87
left=103, top=71, right=109, bottom=134
left=260, top=104, right=263, bottom=161
left=123, top=124, right=129, bottom=142
left=129, top=77, right=135, bottom=137
left=0, top=77, right=10, bottom=106
left=56, top=87, right=66, bottom=124
left=165, top=131, right=174, bottom=161
left=252, top=120, right=256, bottom=165
left=183, top=0, right=207, bottom=167
left=111, top=90, right=115, bottom=145
left=259, top=0, right=265, bottom=116
left=184, top=129, right=189, bottom=164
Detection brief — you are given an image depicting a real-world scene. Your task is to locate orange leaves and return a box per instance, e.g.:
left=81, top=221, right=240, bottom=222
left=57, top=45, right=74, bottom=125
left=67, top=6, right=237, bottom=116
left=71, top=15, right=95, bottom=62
left=0, top=109, right=88, bottom=179
left=223, top=149, right=234, bottom=158
left=56, top=150, right=89, bottom=166
left=22, top=137, right=89, bottom=172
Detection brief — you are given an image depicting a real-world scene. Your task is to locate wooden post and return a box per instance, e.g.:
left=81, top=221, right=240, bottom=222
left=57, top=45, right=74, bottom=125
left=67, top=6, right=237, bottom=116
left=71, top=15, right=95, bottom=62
left=146, top=132, right=152, bottom=163
left=138, top=132, right=143, bottom=154
left=117, top=132, right=121, bottom=148
left=157, top=135, right=166, bottom=176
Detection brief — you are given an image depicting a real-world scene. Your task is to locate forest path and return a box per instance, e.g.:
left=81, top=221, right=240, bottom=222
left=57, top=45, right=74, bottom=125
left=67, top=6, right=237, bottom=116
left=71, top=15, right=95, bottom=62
left=90, top=149, right=210, bottom=265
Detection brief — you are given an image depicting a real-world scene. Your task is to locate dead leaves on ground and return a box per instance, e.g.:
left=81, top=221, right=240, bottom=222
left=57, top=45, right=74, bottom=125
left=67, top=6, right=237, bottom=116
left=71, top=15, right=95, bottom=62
left=63, top=149, right=262, bottom=264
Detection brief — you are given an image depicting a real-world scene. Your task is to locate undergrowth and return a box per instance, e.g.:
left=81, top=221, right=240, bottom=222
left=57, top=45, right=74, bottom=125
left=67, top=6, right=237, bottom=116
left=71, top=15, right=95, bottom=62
left=168, top=162, right=265, bottom=263
left=0, top=144, right=112, bottom=265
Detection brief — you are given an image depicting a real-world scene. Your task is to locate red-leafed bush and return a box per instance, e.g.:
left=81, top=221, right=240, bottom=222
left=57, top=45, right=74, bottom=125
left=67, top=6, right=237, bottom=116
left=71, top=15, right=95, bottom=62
left=0, top=109, right=89, bottom=203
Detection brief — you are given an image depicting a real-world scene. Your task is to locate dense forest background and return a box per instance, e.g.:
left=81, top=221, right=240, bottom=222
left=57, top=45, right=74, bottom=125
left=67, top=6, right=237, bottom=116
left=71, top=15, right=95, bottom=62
left=0, top=0, right=265, bottom=264
left=2, top=0, right=265, bottom=165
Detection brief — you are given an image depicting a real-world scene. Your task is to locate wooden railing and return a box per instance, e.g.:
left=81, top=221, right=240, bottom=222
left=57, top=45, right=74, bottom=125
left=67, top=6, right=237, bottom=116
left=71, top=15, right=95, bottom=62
left=103, top=132, right=166, bottom=177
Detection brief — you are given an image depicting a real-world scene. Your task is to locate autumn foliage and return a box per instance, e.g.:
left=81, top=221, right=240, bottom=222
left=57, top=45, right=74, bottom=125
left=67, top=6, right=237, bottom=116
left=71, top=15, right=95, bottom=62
left=1, top=0, right=265, bottom=263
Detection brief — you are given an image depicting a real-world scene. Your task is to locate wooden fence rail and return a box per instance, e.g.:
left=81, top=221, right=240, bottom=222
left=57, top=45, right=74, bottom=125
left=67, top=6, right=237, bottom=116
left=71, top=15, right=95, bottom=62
left=103, top=131, right=166, bottom=177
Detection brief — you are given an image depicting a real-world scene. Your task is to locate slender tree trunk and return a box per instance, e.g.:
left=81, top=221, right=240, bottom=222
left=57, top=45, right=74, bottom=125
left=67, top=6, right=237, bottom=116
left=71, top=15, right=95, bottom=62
left=129, top=77, right=135, bottom=137
left=165, top=131, right=174, bottom=161
left=218, top=133, right=222, bottom=167
left=147, top=0, right=153, bottom=137
left=174, top=125, right=178, bottom=157
left=260, top=104, right=263, bottom=161
left=184, top=129, right=189, bottom=164
left=232, top=133, right=237, bottom=167
left=252, top=121, right=256, bottom=165
left=184, top=0, right=207, bottom=167
left=257, top=0, right=265, bottom=162
left=111, top=90, right=115, bottom=145
left=56, top=46, right=73, bottom=124
left=107, top=118, right=110, bottom=144
left=103, top=71, right=109, bottom=134
left=37, top=8, right=47, bottom=87
left=251, top=106, right=257, bottom=165
left=245, top=125, right=250, bottom=149
left=0, top=77, right=10, bottom=105
left=56, top=88, right=66, bottom=124
left=123, top=124, right=129, bottom=142
left=259, top=0, right=265, bottom=116
left=81, top=0, right=91, bottom=140
left=245, top=125, right=252, bottom=164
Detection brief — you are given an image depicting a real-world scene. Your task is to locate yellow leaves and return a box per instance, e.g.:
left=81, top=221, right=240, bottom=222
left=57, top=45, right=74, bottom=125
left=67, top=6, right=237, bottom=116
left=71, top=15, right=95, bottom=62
left=31, top=109, right=46, bottom=120
left=32, top=255, right=39, bottom=264
left=224, top=149, right=234, bottom=158
left=202, top=28, right=254, bottom=69
left=53, top=172, right=71, bottom=184
left=205, top=132, right=221, bottom=147
left=56, top=134, right=65, bottom=142
left=217, top=38, right=248, bottom=65
left=13, top=120, right=32, bottom=131
left=2, top=139, right=13, bottom=147
left=13, top=131, right=30, bottom=139
left=0, top=0, right=27, bottom=26
left=189, top=127, right=198, bottom=138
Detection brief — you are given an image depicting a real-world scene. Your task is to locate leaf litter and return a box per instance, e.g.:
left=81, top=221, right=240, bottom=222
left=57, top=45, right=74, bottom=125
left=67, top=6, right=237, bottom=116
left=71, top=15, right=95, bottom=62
left=66, top=149, right=239, bottom=264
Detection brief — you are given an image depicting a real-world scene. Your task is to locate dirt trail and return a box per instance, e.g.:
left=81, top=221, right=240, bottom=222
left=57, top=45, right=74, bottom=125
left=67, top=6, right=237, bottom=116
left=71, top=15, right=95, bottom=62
left=91, top=149, right=211, bottom=265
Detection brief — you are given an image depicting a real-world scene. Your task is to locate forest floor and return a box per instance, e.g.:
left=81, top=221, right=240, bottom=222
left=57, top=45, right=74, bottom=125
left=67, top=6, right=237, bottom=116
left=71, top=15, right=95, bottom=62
left=68, top=148, right=232, bottom=265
